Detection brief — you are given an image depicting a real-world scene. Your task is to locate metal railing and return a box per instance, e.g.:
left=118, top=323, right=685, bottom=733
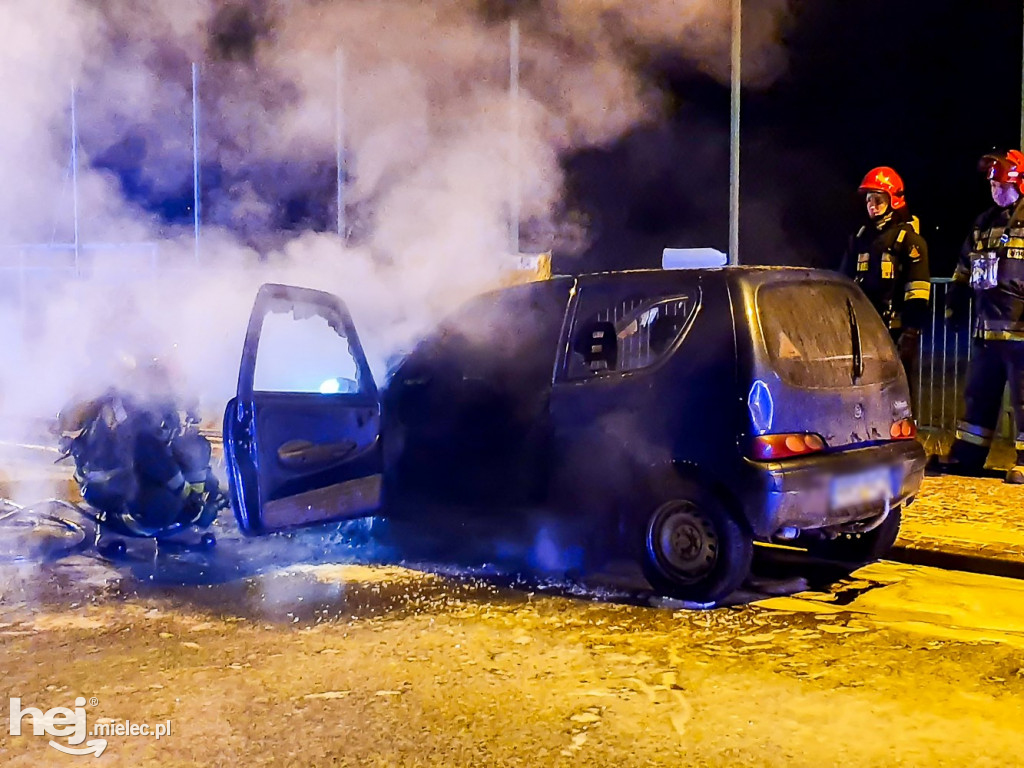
left=915, top=278, right=1016, bottom=440
left=0, top=242, right=160, bottom=306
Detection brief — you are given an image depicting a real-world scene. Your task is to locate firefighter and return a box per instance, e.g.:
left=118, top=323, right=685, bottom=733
left=941, top=149, right=1024, bottom=482
left=60, top=386, right=224, bottom=534
left=127, top=402, right=222, bottom=532
left=840, top=166, right=931, bottom=399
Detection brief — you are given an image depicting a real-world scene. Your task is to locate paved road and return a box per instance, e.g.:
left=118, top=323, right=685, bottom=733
left=0, top=552, right=1022, bottom=766
left=2, top=437, right=1024, bottom=765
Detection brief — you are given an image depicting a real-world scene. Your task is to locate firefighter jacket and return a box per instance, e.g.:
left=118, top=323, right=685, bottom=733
left=841, top=209, right=931, bottom=331
left=950, top=201, right=1024, bottom=341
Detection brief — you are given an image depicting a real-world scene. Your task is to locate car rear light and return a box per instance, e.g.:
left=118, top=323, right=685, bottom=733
left=890, top=418, right=916, bottom=439
left=750, top=433, right=827, bottom=460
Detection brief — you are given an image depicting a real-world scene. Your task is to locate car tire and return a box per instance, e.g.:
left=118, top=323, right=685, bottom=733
left=641, top=485, right=753, bottom=607
left=805, top=506, right=902, bottom=564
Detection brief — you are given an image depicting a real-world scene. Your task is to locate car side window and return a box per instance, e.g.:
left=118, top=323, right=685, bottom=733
left=566, top=293, right=698, bottom=379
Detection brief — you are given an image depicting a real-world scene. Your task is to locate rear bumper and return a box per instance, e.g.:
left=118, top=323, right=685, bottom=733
left=739, top=440, right=926, bottom=538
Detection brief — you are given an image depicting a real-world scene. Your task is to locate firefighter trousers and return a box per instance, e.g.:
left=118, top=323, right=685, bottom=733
left=948, top=339, right=1024, bottom=468
left=890, top=328, right=920, bottom=413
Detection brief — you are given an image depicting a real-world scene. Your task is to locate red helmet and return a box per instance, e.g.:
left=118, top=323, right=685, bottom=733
left=980, top=150, right=1024, bottom=189
left=858, top=166, right=906, bottom=209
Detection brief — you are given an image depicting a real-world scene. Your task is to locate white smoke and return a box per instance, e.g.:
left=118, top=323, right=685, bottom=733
left=0, top=0, right=791, bottom=430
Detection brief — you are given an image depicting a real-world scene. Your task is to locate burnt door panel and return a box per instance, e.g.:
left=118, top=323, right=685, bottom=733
left=386, top=278, right=575, bottom=508
left=224, top=283, right=382, bottom=535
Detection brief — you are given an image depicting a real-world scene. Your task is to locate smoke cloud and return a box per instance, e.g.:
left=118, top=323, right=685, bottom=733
left=0, top=0, right=791, bottom=431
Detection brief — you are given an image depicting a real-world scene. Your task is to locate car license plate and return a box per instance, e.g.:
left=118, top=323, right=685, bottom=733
left=830, top=467, right=893, bottom=509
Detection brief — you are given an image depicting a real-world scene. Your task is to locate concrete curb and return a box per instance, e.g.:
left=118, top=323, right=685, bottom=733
left=889, top=544, right=1024, bottom=580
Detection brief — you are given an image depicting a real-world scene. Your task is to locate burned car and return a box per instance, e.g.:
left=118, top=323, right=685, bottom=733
left=223, top=267, right=926, bottom=605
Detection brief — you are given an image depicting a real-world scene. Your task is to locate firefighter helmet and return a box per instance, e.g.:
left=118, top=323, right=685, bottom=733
left=979, top=150, right=1024, bottom=189
left=858, top=167, right=906, bottom=209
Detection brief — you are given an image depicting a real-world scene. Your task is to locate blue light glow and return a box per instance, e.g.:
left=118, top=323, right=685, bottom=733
left=319, top=378, right=341, bottom=395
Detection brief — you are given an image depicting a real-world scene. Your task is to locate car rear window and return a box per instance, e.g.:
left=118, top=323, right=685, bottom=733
left=757, top=282, right=900, bottom=388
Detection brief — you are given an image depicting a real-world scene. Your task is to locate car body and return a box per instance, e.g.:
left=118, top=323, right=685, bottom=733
left=223, top=266, right=926, bottom=605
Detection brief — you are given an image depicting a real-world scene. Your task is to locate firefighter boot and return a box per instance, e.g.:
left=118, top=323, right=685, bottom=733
left=931, top=439, right=989, bottom=477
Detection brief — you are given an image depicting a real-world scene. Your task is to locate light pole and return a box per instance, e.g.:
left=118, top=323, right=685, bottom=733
left=192, top=62, right=201, bottom=264
left=728, top=0, right=741, bottom=265
left=336, top=46, right=347, bottom=242
left=70, top=83, right=80, bottom=275
left=510, top=19, right=521, bottom=256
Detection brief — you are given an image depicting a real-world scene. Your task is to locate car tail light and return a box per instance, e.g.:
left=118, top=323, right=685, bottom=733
left=890, top=418, right=916, bottom=439
left=750, top=433, right=827, bottom=460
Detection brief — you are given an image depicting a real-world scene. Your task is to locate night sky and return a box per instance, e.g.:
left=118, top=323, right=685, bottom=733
left=92, top=2, right=1024, bottom=280
left=567, top=0, right=1024, bottom=278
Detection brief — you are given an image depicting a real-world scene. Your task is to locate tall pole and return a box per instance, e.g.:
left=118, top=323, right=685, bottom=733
left=192, top=62, right=201, bottom=264
left=509, top=19, right=521, bottom=256
left=71, top=83, right=80, bottom=275
left=1020, top=1, right=1024, bottom=149
left=728, top=0, right=741, bottom=265
left=336, top=47, right=346, bottom=241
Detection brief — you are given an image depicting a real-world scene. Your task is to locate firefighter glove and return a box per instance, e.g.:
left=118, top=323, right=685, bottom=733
left=945, top=284, right=971, bottom=329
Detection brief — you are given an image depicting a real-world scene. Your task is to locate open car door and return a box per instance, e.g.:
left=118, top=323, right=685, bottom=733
left=223, top=283, right=382, bottom=535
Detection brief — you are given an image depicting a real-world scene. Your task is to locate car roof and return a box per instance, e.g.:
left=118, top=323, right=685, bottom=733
left=473, top=266, right=843, bottom=306
left=571, top=265, right=832, bottom=288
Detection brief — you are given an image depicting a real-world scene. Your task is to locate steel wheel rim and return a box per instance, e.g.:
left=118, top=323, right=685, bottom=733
left=651, top=501, right=719, bottom=583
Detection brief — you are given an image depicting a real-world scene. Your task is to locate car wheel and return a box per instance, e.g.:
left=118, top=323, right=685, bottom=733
left=805, top=506, right=902, bottom=564
left=641, top=488, right=753, bottom=606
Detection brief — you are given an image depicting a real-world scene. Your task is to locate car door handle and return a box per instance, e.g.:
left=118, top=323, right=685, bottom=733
left=277, top=439, right=357, bottom=469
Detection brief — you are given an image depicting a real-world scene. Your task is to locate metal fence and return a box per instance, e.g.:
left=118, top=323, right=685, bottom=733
left=915, top=278, right=1017, bottom=441
left=0, top=242, right=160, bottom=305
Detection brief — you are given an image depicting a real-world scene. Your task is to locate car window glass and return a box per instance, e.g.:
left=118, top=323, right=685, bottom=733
left=567, top=294, right=697, bottom=379
left=758, top=282, right=900, bottom=388
left=254, top=308, right=361, bottom=394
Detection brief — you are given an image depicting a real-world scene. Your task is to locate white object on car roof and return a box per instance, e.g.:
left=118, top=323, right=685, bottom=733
left=662, top=248, right=728, bottom=270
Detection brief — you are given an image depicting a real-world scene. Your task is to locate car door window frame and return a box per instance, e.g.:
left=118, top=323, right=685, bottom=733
left=557, top=284, right=702, bottom=382
left=238, top=285, right=377, bottom=402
